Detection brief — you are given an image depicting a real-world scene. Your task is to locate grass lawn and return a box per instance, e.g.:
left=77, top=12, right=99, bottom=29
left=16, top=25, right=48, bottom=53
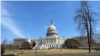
left=78, top=46, right=100, bottom=49
left=4, top=49, right=100, bottom=56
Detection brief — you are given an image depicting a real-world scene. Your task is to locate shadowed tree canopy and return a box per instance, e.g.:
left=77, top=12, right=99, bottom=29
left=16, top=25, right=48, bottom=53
left=21, top=42, right=31, bottom=49
left=32, top=41, right=36, bottom=47
left=64, top=39, right=81, bottom=48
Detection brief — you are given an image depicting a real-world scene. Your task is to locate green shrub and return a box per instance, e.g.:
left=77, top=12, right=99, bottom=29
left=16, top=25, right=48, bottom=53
left=1, top=46, right=5, bottom=54
left=32, top=41, right=36, bottom=47
left=64, top=39, right=81, bottom=49
left=21, top=42, right=31, bottom=49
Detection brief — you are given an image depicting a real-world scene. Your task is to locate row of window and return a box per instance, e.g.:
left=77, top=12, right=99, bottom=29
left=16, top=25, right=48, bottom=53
left=44, top=45, right=58, bottom=47
left=46, top=42, right=56, bottom=44
left=46, top=40, right=56, bottom=42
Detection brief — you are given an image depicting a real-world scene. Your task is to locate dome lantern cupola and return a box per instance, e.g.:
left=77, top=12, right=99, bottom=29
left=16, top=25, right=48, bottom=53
left=46, top=20, right=58, bottom=37
left=51, top=20, right=53, bottom=25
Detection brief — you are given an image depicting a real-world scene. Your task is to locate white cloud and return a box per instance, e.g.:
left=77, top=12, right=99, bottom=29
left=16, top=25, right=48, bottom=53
left=94, top=28, right=100, bottom=30
left=98, top=7, right=100, bottom=11
left=44, top=26, right=48, bottom=29
left=1, top=3, right=26, bottom=38
left=98, top=9, right=100, bottom=11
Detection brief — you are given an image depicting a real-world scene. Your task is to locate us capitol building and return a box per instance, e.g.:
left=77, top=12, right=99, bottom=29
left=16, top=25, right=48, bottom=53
left=13, top=21, right=69, bottom=49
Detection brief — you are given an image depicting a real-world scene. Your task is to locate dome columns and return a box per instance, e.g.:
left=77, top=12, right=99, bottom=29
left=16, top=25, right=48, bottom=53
left=46, top=33, right=58, bottom=37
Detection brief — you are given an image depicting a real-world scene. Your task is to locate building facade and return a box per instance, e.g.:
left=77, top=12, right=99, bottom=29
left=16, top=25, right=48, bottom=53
left=13, top=21, right=69, bottom=49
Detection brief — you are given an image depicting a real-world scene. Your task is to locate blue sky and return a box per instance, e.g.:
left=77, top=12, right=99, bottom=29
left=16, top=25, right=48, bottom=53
left=1, top=1, right=100, bottom=43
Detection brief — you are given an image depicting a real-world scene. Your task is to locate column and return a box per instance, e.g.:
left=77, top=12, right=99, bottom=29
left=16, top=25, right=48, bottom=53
left=49, top=39, right=50, bottom=44
left=52, top=39, right=54, bottom=44
left=58, top=38, right=60, bottom=48
left=47, top=39, right=48, bottom=44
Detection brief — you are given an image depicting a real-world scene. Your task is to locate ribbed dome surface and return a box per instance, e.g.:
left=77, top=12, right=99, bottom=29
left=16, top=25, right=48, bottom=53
left=47, top=24, right=58, bottom=33
left=46, top=20, right=58, bottom=37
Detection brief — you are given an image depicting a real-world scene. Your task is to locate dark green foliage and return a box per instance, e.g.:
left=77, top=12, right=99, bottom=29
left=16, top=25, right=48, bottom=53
left=1, top=46, right=5, bottom=54
left=21, top=42, right=31, bottom=49
left=32, top=41, right=36, bottom=47
left=64, top=39, right=81, bottom=48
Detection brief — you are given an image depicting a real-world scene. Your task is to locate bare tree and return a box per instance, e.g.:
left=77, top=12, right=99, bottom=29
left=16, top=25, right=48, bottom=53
left=74, top=1, right=98, bottom=53
left=7, top=41, right=14, bottom=51
left=1, top=39, right=8, bottom=52
left=73, top=36, right=96, bottom=48
left=9, top=44, right=13, bottom=51
left=1, top=39, right=7, bottom=46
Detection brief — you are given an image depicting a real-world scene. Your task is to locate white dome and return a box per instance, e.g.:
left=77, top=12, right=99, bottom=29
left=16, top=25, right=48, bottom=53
left=46, top=20, right=58, bottom=37
left=47, top=24, right=58, bottom=33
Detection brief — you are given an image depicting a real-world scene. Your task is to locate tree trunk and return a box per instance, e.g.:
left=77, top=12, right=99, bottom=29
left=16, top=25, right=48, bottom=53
left=98, top=45, right=99, bottom=52
left=86, top=20, right=90, bottom=53
left=88, top=8, right=92, bottom=53
left=89, top=44, right=91, bottom=53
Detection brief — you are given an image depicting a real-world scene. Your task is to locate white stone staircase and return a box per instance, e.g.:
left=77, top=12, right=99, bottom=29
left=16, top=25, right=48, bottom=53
left=40, top=46, right=44, bottom=49
left=32, top=45, right=42, bottom=49
left=36, top=45, right=41, bottom=49
left=32, top=45, right=38, bottom=49
left=40, top=46, right=43, bottom=49
left=40, top=46, right=46, bottom=49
